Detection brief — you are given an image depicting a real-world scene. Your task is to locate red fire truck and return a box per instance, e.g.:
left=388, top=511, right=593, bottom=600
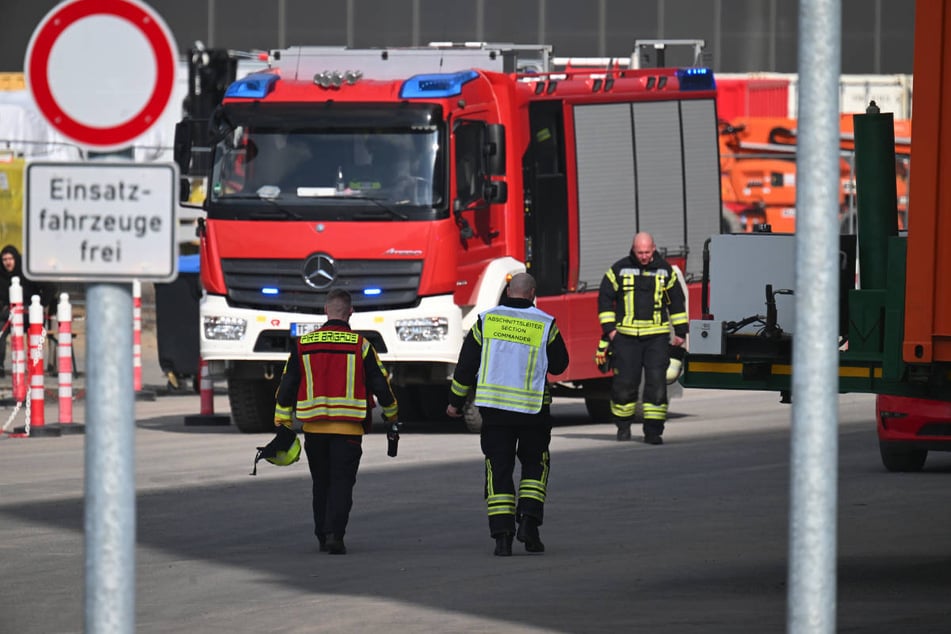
left=175, top=43, right=722, bottom=432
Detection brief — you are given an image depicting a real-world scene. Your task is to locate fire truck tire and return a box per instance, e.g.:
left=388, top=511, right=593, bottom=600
left=878, top=441, right=927, bottom=473
left=228, top=377, right=281, bottom=433
left=583, top=396, right=612, bottom=423
left=463, top=394, right=482, bottom=433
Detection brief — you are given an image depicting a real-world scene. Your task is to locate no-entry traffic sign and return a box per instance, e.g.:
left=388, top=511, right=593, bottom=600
left=25, top=0, right=178, bottom=152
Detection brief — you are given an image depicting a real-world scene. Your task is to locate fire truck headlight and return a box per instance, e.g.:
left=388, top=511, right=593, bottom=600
left=395, top=317, right=449, bottom=342
left=204, top=316, right=247, bottom=341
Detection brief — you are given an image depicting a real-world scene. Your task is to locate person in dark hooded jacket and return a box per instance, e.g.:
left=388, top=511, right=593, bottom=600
left=0, top=245, right=56, bottom=376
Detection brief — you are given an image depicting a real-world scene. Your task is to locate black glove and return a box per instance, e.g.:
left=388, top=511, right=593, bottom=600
left=386, top=421, right=401, bottom=458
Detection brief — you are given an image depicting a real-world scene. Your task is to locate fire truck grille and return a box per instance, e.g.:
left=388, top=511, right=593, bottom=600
left=221, top=258, right=424, bottom=313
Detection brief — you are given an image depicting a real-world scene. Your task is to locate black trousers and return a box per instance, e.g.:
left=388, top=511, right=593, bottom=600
left=480, top=418, right=552, bottom=537
left=304, top=432, right=363, bottom=541
left=610, top=333, right=670, bottom=437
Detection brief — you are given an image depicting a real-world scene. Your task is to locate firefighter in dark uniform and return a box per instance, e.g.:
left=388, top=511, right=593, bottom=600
left=446, top=273, right=570, bottom=556
left=598, top=232, right=687, bottom=444
left=273, top=288, right=399, bottom=555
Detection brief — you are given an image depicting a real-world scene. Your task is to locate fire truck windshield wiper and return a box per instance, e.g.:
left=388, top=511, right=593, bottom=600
left=247, top=206, right=303, bottom=220
left=345, top=195, right=409, bottom=220
left=219, top=191, right=304, bottom=219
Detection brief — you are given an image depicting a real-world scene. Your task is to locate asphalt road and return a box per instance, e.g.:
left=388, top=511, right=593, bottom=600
left=1, top=386, right=950, bottom=633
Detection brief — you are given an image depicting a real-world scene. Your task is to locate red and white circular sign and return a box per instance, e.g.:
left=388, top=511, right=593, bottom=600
left=25, top=0, right=178, bottom=151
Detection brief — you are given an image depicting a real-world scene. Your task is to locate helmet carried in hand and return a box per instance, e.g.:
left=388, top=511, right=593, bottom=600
left=250, top=425, right=301, bottom=475
left=266, top=436, right=301, bottom=466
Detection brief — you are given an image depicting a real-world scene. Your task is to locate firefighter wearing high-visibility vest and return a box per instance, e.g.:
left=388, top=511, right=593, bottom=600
left=598, top=232, right=688, bottom=445
left=273, top=288, right=399, bottom=555
left=447, top=273, right=570, bottom=557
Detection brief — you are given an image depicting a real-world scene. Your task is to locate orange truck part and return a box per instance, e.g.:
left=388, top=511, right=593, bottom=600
left=903, top=0, right=951, bottom=364
left=719, top=115, right=910, bottom=233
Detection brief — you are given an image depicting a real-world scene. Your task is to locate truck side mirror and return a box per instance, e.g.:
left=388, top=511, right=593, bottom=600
left=484, top=180, right=508, bottom=204
left=485, top=124, right=506, bottom=176
left=179, top=177, right=192, bottom=203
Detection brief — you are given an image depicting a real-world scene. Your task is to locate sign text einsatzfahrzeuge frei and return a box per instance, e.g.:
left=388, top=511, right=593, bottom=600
left=25, top=162, right=178, bottom=282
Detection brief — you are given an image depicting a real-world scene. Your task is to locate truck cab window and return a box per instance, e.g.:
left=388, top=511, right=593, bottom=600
left=454, top=121, right=485, bottom=207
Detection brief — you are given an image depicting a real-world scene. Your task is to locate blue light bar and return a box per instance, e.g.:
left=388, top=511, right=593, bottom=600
left=225, top=73, right=280, bottom=99
left=676, top=67, right=716, bottom=92
left=261, top=287, right=280, bottom=295
left=363, top=288, right=382, bottom=296
left=399, top=70, right=479, bottom=99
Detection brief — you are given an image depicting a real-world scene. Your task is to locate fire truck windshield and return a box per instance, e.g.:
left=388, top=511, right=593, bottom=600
left=207, top=103, right=446, bottom=221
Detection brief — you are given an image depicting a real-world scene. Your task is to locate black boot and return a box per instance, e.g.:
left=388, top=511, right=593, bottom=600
left=493, top=532, right=513, bottom=557
left=616, top=424, right=631, bottom=441
left=516, top=517, right=545, bottom=553
left=325, top=535, right=347, bottom=555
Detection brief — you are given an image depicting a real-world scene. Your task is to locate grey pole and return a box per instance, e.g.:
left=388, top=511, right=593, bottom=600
left=346, top=0, right=355, bottom=47
left=207, top=0, right=215, bottom=48
left=788, top=0, right=841, bottom=632
left=85, top=283, right=135, bottom=633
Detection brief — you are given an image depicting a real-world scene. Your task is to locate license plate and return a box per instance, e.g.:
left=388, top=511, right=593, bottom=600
left=290, top=322, right=324, bottom=337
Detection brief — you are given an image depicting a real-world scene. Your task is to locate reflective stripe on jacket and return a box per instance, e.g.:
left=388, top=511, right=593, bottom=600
left=473, top=305, right=554, bottom=414
left=597, top=254, right=688, bottom=337
left=296, top=327, right=371, bottom=423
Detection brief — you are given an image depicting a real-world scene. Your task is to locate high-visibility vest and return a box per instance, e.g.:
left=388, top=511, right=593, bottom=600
left=474, top=305, right=554, bottom=414
left=295, top=326, right=371, bottom=423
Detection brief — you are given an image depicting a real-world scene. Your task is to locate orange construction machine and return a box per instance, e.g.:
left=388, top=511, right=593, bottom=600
left=719, top=115, right=911, bottom=233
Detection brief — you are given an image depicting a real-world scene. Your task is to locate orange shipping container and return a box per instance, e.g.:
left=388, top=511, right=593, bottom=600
left=716, top=76, right=790, bottom=122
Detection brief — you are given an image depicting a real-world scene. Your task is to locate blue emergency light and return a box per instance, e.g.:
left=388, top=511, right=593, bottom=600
left=363, top=288, right=382, bottom=296
left=399, top=70, right=479, bottom=99
left=261, top=287, right=280, bottom=296
left=676, top=68, right=715, bottom=91
left=225, top=73, right=280, bottom=99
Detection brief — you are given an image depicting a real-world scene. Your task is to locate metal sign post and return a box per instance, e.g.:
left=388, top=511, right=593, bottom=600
left=788, top=0, right=842, bottom=632
left=24, top=1, right=179, bottom=631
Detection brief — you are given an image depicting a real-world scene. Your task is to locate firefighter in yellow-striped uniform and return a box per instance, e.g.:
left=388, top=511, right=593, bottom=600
left=273, top=289, right=398, bottom=555
left=598, top=232, right=687, bottom=444
left=447, top=273, right=569, bottom=556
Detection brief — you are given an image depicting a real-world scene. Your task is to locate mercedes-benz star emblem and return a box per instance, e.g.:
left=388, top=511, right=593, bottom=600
left=302, top=253, right=336, bottom=289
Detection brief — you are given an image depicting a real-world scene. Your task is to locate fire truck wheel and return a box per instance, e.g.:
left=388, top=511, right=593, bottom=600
left=879, top=441, right=927, bottom=473
left=463, top=394, right=482, bottom=433
left=583, top=396, right=612, bottom=423
left=228, top=376, right=281, bottom=433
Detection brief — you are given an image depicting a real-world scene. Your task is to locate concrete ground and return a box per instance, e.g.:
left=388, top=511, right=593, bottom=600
left=2, top=384, right=950, bottom=633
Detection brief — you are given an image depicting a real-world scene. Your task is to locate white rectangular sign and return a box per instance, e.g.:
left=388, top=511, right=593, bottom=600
left=25, top=162, right=179, bottom=282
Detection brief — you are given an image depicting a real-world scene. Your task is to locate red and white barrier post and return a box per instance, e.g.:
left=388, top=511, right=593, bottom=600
left=131, top=280, right=156, bottom=401
left=57, top=293, right=72, bottom=423
left=184, top=357, right=230, bottom=426
left=55, top=293, right=83, bottom=434
left=27, top=295, right=58, bottom=436
left=133, top=279, right=142, bottom=391
left=10, top=277, right=26, bottom=403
